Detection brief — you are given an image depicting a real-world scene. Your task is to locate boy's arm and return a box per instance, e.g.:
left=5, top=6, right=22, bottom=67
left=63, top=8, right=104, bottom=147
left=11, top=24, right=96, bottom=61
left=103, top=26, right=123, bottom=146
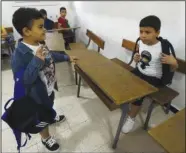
left=50, top=51, right=70, bottom=63
left=23, top=57, right=44, bottom=85
left=50, top=51, right=78, bottom=63
left=161, top=53, right=178, bottom=72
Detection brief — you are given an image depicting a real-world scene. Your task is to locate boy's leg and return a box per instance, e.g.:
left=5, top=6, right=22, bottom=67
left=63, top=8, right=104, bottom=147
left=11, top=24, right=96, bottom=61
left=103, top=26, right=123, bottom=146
left=40, top=127, right=60, bottom=151
left=49, top=92, right=66, bottom=124
left=122, top=97, right=144, bottom=133
left=128, top=98, right=144, bottom=118
left=128, top=104, right=142, bottom=118
left=39, top=126, right=50, bottom=139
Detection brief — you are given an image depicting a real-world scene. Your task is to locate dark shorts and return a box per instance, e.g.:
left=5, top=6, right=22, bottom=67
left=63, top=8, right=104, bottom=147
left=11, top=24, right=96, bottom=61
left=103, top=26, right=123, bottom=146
left=131, top=68, right=162, bottom=106
left=62, top=30, right=74, bottom=44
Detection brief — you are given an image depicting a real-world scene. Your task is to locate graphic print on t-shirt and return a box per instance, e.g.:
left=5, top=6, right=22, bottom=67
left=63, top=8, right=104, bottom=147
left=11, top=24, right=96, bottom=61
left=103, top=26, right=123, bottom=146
left=43, top=60, right=56, bottom=88
left=139, top=50, right=152, bottom=69
left=137, top=40, right=162, bottom=79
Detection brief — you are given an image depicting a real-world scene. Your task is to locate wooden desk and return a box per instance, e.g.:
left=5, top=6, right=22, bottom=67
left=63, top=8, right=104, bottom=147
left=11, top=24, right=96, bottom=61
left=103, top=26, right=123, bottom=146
left=67, top=50, right=158, bottom=149
left=148, top=108, right=185, bottom=153
left=46, top=27, right=80, bottom=32
left=45, top=34, right=158, bottom=149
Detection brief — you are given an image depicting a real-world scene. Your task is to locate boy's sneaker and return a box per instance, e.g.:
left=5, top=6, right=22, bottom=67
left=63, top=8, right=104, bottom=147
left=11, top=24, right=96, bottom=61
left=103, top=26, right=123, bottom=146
left=42, top=136, right=59, bottom=152
left=53, top=115, right=66, bottom=124
left=122, top=116, right=135, bottom=133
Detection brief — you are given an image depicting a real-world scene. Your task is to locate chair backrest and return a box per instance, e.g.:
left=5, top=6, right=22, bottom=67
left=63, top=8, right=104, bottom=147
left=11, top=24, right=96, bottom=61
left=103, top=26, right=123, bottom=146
left=122, top=38, right=186, bottom=74
left=86, top=29, right=105, bottom=53
left=5, top=27, right=14, bottom=34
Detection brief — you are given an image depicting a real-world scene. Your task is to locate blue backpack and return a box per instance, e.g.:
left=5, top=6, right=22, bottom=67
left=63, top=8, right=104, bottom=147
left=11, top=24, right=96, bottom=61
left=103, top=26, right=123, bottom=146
left=1, top=68, right=54, bottom=152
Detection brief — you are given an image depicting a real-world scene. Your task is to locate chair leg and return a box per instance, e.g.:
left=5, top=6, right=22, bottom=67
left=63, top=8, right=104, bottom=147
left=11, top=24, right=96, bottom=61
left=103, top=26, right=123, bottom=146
left=75, top=70, right=78, bottom=85
left=164, top=102, right=171, bottom=114
left=144, top=101, right=155, bottom=130
left=77, top=76, right=81, bottom=97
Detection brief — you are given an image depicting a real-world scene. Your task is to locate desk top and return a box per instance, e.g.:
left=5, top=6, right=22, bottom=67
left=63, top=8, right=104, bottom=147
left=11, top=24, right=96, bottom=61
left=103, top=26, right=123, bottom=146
left=67, top=50, right=158, bottom=105
left=67, top=49, right=111, bottom=66
left=45, top=33, right=158, bottom=105
left=46, top=27, right=80, bottom=32
left=148, top=108, right=185, bottom=153
left=79, top=61, right=157, bottom=105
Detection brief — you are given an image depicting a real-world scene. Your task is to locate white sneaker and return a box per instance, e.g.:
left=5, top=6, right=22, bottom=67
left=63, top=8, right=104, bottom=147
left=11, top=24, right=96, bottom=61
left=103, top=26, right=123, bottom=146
left=122, top=116, right=135, bottom=133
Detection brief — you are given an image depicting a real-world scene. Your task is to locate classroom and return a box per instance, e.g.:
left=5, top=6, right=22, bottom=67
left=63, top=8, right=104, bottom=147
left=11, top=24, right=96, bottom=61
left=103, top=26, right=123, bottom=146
left=1, top=1, right=185, bottom=153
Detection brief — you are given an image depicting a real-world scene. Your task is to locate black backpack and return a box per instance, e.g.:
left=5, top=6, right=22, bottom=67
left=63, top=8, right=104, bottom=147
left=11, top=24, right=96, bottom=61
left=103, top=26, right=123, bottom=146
left=132, top=37, right=176, bottom=86
left=1, top=67, right=55, bottom=152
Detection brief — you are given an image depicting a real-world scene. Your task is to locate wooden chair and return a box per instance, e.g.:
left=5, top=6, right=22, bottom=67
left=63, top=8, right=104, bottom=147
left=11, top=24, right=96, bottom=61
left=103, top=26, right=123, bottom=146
left=111, top=39, right=185, bottom=130
left=69, top=29, right=105, bottom=53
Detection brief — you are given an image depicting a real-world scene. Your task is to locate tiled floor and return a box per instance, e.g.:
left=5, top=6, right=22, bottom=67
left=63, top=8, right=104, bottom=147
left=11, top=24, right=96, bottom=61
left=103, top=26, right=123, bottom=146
left=2, top=61, right=174, bottom=153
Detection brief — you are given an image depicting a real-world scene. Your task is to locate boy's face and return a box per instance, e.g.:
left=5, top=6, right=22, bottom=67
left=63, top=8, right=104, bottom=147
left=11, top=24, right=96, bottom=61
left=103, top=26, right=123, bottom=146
left=23, top=18, right=46, bottom=42
left=60, top=10, right=67, bottom=17
left=139, top=27, right=160, bottom=45
left=43, top=14, right=47, bottom=19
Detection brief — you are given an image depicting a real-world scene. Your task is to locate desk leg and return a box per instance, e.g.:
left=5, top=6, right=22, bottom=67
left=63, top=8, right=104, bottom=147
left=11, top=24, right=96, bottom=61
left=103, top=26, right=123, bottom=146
left=112, top=103, right=129, bottom=149
left=144, top=101, right=155, bottom=130
left=77, top=76, right=82, bottom=97
left=75, top=70, right=78, bottom=85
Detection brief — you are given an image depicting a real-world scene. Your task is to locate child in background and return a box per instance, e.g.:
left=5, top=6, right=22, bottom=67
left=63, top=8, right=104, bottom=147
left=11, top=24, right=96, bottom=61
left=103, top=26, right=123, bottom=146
left=58, top=7, right=74, bottom=50
left=39, top=9, right=54, bottom=30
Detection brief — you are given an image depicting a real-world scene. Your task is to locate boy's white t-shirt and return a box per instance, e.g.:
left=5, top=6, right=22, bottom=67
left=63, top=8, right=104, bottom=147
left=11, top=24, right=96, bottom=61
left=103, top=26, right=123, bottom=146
left=137, top=40, right=163, bottom=79
left=22, top=42, right=55, bottom=96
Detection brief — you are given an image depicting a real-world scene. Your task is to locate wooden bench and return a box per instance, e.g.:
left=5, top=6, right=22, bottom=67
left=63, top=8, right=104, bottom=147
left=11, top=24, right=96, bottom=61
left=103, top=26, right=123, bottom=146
left=69, top=29, right=105, bottom=53
left=111, top=39, right=186, bottom=130
left=148, top=108, right=185, bottom=153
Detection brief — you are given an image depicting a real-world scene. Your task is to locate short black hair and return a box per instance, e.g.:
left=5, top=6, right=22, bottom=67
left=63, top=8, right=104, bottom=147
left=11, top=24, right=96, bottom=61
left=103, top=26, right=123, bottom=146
left=60, top=7, right=66, bottom=12
left=12, top=7, right=43, bottom=36
left=139, top=15, right=161, bottom=31
left=40, top=9, right=47, bottom=16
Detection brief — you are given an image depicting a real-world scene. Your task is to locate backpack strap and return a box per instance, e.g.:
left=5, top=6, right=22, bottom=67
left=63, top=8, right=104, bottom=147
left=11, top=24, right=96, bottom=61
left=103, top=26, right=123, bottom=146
left=13, top=129, right=31, bottom=153
left=128, top=37, right=140, bottom=65
left=157, top=37, right=176, bottom=86
left=4, top=98, right=14, bottom=111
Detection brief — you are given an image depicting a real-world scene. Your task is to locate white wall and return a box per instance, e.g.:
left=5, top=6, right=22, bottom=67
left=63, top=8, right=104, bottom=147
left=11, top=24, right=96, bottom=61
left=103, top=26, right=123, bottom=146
left=2, top=1, right=185, bottom=110
left=72, top=1, right=185, bottom=110
left=2, top=1, right=76, bottom=40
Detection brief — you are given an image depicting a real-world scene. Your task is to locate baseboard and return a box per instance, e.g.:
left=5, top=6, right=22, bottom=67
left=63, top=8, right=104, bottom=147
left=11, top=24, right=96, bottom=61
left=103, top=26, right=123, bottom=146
left=169, top=105, right=179, bottom=113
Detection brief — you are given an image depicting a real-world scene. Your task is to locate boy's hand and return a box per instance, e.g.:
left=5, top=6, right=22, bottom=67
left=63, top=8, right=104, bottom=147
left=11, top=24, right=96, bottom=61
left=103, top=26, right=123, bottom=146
left=35, top=46, right=45, bottom=61
left=133, top=53, right=141, bottom=63
left=161, top=53, right=177, bottom=65
left=69, top=56, right=78, bottom=64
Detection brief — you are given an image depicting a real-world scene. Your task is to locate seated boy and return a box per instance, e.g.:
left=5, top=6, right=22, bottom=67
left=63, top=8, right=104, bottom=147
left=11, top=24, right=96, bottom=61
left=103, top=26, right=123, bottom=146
left=11, top=7, right=77, bottom=151
left=58, top=7, right=74, bottom=50
left=39, top=9, right=54, bottom=30
left=122, top=15, right=178, bottom=133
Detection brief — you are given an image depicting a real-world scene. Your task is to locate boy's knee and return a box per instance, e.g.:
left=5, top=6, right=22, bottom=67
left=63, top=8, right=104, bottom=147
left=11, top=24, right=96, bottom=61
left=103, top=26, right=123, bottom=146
left=132, top=99, right=143, bottom=106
